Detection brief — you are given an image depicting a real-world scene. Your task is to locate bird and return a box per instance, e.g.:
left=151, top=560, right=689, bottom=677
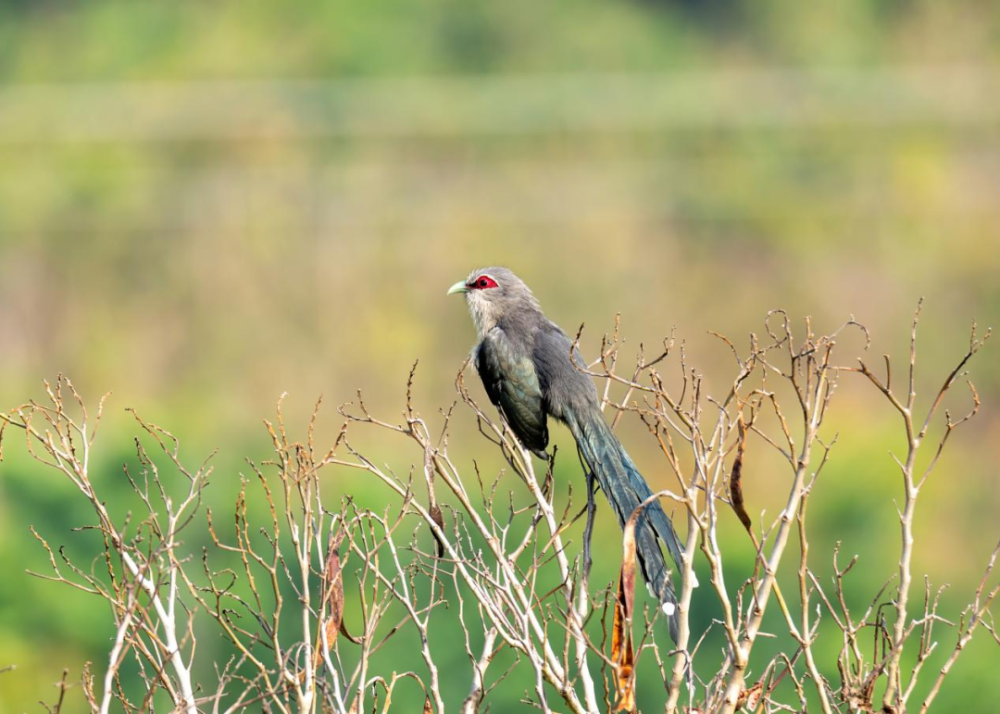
left=447, top=266, right=686, bottom=638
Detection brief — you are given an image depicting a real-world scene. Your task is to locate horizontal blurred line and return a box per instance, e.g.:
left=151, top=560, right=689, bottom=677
left=4, top=210, right=996, bottom=239
left=4, top=156, right=999, bottom=221
left=0, top=67, right=999, bottom=144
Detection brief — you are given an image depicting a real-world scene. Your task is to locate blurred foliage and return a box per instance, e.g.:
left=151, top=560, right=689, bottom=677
left=1, top=0, right=999, bottom=710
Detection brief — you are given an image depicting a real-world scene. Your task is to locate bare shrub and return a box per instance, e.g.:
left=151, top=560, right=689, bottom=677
left=3, top=306, right=996, bottom=713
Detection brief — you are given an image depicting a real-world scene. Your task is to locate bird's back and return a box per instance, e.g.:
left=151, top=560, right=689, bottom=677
left=532, top=320, right=599, bottom=424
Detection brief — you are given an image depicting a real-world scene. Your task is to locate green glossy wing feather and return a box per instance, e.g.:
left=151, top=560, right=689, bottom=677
left=475, top=328, right=549, bottom=454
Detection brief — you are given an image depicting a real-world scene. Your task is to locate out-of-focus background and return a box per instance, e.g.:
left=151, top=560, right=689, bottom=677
left=1, top=1, right=999, bottom=711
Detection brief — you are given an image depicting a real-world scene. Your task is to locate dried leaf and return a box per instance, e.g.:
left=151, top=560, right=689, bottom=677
left=612, top=574, right=636, bottom=712
left=729, top=416, right=752, bottom=532
left=311, top=528, right=347, bottom=672
left=612, top=503, right=640, bottom=712
left=423, top=694, right=433, bottom=713
left=737, top=682, right=764, bottom=710
left=321, top=529, right=346, bottom=650
left=429, top=503, right=446, bottom=557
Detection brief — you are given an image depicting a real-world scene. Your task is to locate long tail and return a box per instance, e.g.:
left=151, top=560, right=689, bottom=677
left=567, top=406, right=685, bottom=640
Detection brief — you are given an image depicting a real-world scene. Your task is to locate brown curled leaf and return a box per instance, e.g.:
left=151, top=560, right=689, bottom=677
left=739, top=681, right=763, bottom=710
left=429, top=503, right=446, bottom=558
left=612, top=500, right=640, bottom=712
left=730, top=415, right=752, bottom=533
left=311, top=527, right=348, bottom=674
left=321, top=529, right=346, bottom=650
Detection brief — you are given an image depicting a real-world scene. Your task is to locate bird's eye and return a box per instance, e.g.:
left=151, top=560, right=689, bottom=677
left=471, top=275, right=498, bottom=290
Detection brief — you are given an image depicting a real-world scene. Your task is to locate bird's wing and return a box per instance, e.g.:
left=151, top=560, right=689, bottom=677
left=475, top=328, right=549, bottom=453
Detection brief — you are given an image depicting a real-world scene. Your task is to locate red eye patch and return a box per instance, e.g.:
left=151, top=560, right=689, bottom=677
left=469, top=275, right=499, bottom=290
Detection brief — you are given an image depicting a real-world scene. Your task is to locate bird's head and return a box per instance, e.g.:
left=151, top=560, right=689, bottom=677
left=447, top=267, right=540, bottom=338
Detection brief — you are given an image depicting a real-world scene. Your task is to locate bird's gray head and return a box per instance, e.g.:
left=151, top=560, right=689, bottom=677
left=447, top=267, right=541, bottom=338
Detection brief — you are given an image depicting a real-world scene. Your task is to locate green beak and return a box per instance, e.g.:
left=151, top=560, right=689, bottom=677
left=447, top=280, right=469, bottom=295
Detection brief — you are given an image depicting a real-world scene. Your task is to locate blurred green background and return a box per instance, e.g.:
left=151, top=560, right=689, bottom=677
left=1, top=0, right=999, bottom=711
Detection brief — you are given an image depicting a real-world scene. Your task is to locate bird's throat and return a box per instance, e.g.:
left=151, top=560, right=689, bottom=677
left=468, top=294, right=500, bottom=339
